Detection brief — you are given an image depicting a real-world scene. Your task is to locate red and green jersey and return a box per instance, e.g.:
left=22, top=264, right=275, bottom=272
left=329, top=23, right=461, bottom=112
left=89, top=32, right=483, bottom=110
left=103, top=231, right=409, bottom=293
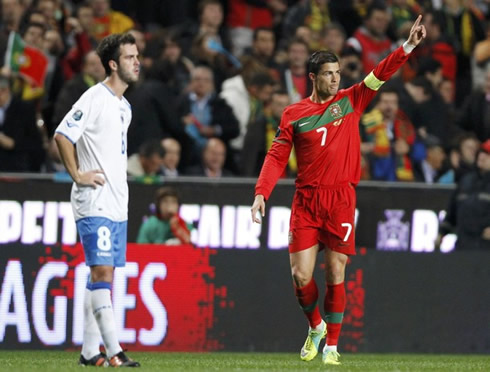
left=255, top=46, right=410, bottom=200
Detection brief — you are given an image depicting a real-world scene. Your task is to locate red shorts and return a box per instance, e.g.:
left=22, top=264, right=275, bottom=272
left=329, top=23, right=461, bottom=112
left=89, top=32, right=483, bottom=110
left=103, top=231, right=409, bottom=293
left=289, top=184, right=356, bottom=255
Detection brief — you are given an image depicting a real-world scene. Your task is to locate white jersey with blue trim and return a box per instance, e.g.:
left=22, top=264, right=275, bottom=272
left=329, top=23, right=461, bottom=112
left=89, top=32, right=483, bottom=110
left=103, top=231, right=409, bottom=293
left=55, top=83, right=132, bottom=222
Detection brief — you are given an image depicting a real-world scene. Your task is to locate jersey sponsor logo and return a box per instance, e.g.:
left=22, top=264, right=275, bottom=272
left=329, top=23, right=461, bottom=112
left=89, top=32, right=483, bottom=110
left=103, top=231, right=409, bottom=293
left=328, top=103, right=343, bottom=119
left=72, top=110, right=83, bottom=121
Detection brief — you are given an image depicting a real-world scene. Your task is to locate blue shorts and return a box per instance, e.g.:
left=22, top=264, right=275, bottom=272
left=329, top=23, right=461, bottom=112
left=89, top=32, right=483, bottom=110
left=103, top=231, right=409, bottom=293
left=76, top=217, right=128, bottom=267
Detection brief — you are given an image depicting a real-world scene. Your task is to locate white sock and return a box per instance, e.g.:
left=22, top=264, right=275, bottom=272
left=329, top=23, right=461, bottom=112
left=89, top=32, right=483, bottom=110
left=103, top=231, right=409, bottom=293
left=91, top=287, right=122, bottom=358
left=313, top=320, right=326, bottom=332
left=323, top=344, right=338, bottom=353
left=81, top=289, right=102, bottom=359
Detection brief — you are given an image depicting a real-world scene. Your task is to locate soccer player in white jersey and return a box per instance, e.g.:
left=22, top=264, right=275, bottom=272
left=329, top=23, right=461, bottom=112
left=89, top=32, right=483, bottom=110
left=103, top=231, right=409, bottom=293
left=54, top=33, right=140, bottom=367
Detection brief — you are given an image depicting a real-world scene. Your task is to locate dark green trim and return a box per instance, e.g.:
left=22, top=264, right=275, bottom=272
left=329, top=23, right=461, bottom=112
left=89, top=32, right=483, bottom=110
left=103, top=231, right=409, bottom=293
left=300, top=301, right=318, bottom=313
left=325, top=312, right=344, bottom=324
left=291, top=97, right=354, bottom=134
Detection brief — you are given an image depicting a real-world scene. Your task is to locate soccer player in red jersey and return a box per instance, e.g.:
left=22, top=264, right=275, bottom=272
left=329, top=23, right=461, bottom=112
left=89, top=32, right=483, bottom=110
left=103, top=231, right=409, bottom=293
left=251, top=16, right=426, bottom=365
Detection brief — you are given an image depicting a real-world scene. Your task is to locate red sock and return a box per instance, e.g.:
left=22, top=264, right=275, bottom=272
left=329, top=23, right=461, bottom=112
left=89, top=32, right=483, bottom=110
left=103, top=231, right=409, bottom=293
left=294, top=279, right=322, bottom=328
left=324, top=282, right=346, bottom=346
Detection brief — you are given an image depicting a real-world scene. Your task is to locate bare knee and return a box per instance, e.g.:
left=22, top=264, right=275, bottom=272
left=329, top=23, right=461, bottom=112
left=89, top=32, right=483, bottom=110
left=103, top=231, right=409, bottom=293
left=90, top=265, right=114, bottom=283
left=325, top=253, right=348, bottom=284
left=291, top=266, right=313, bottom=287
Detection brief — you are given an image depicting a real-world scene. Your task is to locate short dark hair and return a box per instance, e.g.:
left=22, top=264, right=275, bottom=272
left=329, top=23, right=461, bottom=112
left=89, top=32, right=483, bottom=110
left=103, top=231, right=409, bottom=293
left=20, top=21, right=46, bottom=38
left=96, top=33, right=136, bottom=76
left=155, top=187, right=180, bottom=206
left=253, top=27, right=274, bottom=41
left=247, top=71, right=276, bottom=88
left=139, top=140, right=165, bottom=158
left=307, top=51, right=339, bottom=75
left=366, top=1, right=388, bottom=20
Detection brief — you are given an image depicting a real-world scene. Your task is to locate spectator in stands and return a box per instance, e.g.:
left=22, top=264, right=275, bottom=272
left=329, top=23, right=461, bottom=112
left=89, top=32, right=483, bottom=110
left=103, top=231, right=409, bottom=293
left=455, top=69, right=490, bottom=142
left=413, top=135, right=447, bottom=183
left=281, top=0, right=335, bottom=51
left=137, top=187, right=193, bottom=244
left=280, top=38, right=311, bottom=104
left=220, top=68, right=276, bottom=173
left=54, top=50, right=105, bottom=128
left=160, top=137, right=182, bottom=177
left=127, top=140, right=165, bottom=177
left=347, top=2, right=393, bottom=75
left=0, top=0, right=25, bottom=36
left=437, top=139, right=490, bottom=250
left=186, top=137, right=232, bottom=177
left=439, top=133, right=480, bottom=183
left=321, top=23, right=346, bottom=57
left=177, top=65, right=239, bottom=166
left=472, top=20, right=490, bottom=91
left=90, top=0, right=134, bottom=41
left=0, top=74, right=44, bottom=172
left=360, top=87, right=418, bottom=182
left=339, top=47, right=363, bottom=89
left=243, top=27, right=279, bottom=77
left=226, top=0, right=280, bottom=57
left=62, top=2, right=98, bottom=80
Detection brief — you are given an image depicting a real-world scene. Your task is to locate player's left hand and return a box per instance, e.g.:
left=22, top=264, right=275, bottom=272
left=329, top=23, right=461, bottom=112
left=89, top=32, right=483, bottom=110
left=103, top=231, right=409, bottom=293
left=406, top=15, right=426, bottom=47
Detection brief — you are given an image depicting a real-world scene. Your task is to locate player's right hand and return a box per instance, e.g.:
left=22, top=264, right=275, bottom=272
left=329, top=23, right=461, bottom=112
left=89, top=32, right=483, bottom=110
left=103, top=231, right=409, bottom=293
left=251, top=194, right=265, bottom=224
left=76, top=169, right=105, bottom=188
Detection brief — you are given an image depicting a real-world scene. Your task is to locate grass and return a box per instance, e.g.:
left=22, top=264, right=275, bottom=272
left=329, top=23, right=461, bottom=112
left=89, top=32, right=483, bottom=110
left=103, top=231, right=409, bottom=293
left=0, top=351, right=488, bottom=371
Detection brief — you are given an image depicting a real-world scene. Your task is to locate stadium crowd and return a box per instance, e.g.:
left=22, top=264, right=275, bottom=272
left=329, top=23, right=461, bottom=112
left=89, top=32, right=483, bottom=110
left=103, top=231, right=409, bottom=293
left=0, top=0, right=488, bottom=183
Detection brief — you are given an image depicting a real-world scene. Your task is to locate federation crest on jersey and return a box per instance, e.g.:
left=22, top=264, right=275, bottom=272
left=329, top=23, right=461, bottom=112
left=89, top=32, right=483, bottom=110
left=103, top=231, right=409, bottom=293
left=328, top=103, right=343, bottom=119
left=72, top=110, right=83, bottom=121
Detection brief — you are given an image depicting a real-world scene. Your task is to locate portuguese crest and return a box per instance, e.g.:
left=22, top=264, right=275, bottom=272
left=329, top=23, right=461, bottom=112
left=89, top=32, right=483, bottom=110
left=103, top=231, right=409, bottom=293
left=328, top=103, right=343, bottom=119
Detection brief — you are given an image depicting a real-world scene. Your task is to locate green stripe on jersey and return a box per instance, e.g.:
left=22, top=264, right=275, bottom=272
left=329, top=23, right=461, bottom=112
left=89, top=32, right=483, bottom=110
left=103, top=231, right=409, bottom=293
left=325, top=312, right=344, bottom=324
left=290, top=97, right=354, bottom=134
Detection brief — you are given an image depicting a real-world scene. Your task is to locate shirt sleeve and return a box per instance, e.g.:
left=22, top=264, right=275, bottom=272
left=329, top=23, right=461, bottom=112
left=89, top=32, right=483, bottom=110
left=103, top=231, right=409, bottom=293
left=54, top=88, right=103, bottom=144
left=255, top=110, right=293, bottom=200
left=348, top=46, right=410, bottom=113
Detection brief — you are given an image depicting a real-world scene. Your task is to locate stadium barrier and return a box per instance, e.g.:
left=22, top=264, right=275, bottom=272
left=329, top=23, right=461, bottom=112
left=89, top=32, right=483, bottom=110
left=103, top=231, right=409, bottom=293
left=1, top=176, right=488, bottom=353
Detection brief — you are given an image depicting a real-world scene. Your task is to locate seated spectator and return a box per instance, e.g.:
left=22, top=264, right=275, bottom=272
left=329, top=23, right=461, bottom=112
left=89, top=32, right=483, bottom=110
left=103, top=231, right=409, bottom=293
left=360, top=87, right=418, bottom=182
left=472, top=20, right=490, bottom=91
left=177, top=65, right=239, bottom=165
left=185, top=137, right=232, bottom=177
left=339, top=47, right=363, bottom=89
left=0, top=75, right=44, bottom=172
left=321, top=22, right=346, bottom=57
left=243, top=27, right=279, bottom=78
left=127, top=140, right=165, bottom=177
left=279, top=38, right=311, bottom=104
left=413, top=135, right=447, bottom=184
left=137, top=187, right=193, bottom=244
left=437, top=139, right=490, bottom=250
left=161, top=137, right=182, bottom=177
left=439, top=133, right=480, bottom=184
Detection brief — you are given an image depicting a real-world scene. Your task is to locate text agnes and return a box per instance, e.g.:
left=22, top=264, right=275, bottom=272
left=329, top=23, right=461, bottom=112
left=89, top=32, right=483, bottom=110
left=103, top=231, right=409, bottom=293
left=0, top=260, right=167, bottom=345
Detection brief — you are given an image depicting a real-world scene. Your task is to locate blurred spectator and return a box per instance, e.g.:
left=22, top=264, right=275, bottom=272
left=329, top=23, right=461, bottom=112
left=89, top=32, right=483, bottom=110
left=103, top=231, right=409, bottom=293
left=126, top=60, right=189, bottom=159
left=281, top=0, right=334, bottom=50
left=321, top=22, right=346, bottom=56
left=226, top=0, right=276, bottom=57
left=347, top=2, right=393, bottom=75
left=413, top=135, right=447, bottom=183
left=360, top=87, right=418, bottom=182
left=243, top=27, right=279, bottom=76
left=388, top=0, right=419, bottom=30
left=241, top=88, right=296, bottom=177
left=0, top=74, right=44, bottom=172
left=439, top=132, right=480, bottom=183
left=136, top=187, right=193, bottom=244
left=438, top=77, right=455, bottom=106
left=441, top=0, right=485, bottom=104
left=53, top=50, right=105, bottom=128
left=128, top=29, right=149, bottom=73
left=173, top=0, right=229, bottom=58
left=1, top=0, right=25, bottom=36
left=42, top=136, right=66, bottom=173
left=220, top=68, right=276, bottom=173
left=437, top=139, right=490, bottom=250
left=455, top=69, right=490, bottom=142
left=160, top=137, right=181, bottom=177
left=186, top=137, right=232, bottom=177
left=127, top=139, right=165, bottom=177
left=91, top=0, right=134, bottom=41
left=280, top=38, right=311, bottom=104
left=35, top=0, right=62, bottom=32
left=472, top=20, right=490, bottom=91
left=177, top=65, right=239, bottom=165
left=61, top=2, right=98, bottom=80
left=339, top=47, right=363, bottom=89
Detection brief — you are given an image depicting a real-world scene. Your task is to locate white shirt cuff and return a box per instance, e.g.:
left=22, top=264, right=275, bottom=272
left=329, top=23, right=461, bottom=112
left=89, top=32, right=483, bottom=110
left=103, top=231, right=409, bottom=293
left=402, top=41, right=416, bottom=54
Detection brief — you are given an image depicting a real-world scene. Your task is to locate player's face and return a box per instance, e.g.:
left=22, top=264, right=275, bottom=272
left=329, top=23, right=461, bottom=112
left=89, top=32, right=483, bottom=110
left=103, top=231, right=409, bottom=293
left=116, top=43, right=140, bottom=84
left=313, top=62, right=341, bottom=98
